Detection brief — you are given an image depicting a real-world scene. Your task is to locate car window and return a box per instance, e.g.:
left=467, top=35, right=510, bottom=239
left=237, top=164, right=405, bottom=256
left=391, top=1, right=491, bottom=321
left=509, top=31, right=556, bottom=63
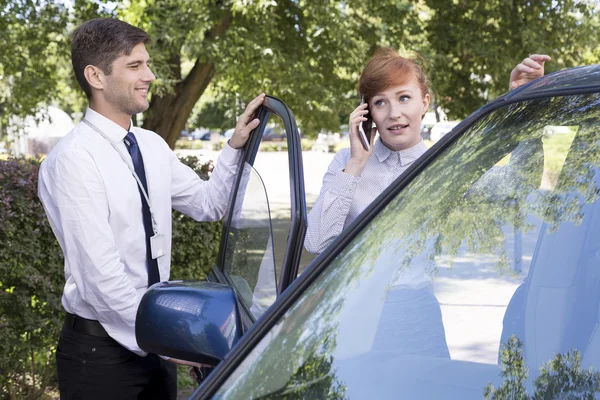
left=251, top=121, right=292, bottom=289
left=211, top=93, right=600, bottom=399
left=222, top=162, right=277, bottom=319
left=222, top=113, right=296, bottom=320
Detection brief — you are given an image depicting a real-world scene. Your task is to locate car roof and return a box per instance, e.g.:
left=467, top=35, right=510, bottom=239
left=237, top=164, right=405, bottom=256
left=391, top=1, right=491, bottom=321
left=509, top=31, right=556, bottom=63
left=505, top=64, right=600, bottom=101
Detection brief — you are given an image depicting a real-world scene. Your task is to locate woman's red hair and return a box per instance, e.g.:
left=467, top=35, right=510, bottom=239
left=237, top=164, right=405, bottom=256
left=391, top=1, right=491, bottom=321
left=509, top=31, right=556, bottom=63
left=359, top=48, right=430, bottom=102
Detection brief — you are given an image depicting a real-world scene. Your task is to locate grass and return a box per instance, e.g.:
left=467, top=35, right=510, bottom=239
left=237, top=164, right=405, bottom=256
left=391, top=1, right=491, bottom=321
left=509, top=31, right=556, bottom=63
left=541, top=127, right=577, bottom=188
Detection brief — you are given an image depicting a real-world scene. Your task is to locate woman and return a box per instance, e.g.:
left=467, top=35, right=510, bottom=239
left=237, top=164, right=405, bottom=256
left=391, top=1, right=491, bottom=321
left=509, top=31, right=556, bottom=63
left=305, top=48, right=550, bottom=253
left=305, top=48, right=550, bottom=358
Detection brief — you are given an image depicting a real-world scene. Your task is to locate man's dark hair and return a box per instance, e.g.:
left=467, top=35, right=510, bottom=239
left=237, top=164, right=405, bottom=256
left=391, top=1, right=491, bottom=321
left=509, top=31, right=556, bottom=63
left=71, top=18, right=151, bottom=98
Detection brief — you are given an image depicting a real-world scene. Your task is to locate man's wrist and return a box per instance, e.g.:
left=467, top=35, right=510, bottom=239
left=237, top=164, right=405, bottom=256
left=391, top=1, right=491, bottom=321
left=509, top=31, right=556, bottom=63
left=227, top=139, right=243, bottom=150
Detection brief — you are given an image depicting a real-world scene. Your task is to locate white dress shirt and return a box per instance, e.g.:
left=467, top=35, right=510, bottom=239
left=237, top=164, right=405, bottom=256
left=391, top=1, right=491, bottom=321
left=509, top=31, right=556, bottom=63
left=305, top=138, right=428, bottom=254
left=38, top=108, right=240, bottom=355
left=305, top=138, right=430, bottom=289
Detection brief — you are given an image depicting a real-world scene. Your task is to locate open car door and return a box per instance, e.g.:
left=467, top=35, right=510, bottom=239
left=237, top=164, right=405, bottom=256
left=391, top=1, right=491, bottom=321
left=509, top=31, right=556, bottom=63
left=211, top=95, right=307, bottom=325
left=135, top=95, right=307, bottom=368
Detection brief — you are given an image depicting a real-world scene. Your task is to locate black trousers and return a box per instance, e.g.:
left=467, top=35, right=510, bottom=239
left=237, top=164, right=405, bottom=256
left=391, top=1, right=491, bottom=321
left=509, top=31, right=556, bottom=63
left=56, top=324, right=177, bottom=400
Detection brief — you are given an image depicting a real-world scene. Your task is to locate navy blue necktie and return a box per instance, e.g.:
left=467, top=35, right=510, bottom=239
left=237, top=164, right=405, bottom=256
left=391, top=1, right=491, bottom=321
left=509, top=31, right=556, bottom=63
left=124, top=132, right=160, bottom=287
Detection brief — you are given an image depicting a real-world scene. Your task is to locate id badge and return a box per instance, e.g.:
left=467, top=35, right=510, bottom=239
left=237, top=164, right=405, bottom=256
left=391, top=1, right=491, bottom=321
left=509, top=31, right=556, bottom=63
left=150, top=233, right=167, bottom=259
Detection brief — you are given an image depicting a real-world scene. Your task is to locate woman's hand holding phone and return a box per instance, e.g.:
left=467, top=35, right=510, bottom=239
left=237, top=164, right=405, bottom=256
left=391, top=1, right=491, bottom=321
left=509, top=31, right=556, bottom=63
left=345, top=101, right=376, bottom=177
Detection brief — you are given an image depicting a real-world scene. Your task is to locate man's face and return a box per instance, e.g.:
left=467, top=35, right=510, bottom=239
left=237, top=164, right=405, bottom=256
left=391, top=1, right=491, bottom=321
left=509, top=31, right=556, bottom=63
left=369, top=79, right=430, bottom=151
left=103, top=42, right=155, bottom=116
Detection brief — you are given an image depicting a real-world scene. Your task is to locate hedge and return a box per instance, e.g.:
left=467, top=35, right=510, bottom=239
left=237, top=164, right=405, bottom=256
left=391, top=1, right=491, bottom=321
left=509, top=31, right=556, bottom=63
left=0, top=155, right=221, bottom=398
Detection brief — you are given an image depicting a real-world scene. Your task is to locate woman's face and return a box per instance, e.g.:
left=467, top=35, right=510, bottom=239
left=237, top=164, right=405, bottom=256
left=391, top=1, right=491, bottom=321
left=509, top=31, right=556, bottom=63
left=369, top=79, right=430, bottom=151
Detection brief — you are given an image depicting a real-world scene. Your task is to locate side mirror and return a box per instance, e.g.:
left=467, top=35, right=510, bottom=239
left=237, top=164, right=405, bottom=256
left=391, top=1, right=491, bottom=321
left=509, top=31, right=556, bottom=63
left=135, top=281, right=242, bottom=366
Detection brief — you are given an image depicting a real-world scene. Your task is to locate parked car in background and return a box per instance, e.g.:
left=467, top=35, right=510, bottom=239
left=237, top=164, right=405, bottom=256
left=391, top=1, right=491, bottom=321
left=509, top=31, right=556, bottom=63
left=197, top=132, right=211, bottom=141
left=223, top=128, right=235, bottom=140
left=429, top=120, right=460, bottom=142
left=223, top=126, right=285, bottom=142
left=421, top=111, right=443, bottom=140
left=312, top=130, right=340, bottom=152
left=137, top=65, right=600, bottom=399
left=180, top=130, right=192, bottom=140
left=262, top=126, right=286, bottom=141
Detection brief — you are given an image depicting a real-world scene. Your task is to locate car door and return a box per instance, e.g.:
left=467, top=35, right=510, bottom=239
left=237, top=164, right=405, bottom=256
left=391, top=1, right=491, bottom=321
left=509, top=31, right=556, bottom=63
left=191, top=66, right=600, bottom=399
left=209, top=95, right=307, bottom=329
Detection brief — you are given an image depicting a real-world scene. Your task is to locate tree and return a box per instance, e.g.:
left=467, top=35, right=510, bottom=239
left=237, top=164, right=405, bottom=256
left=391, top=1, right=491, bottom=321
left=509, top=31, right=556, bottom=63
left=0, top=0, right=116, bottom=139
left=425, top=0, right=600, bottom=119
left=1, top=1, right=598, bottom=147
left=123, top=0, right=419, bottom=147
left=0, top=0, right=68, bottom=125
left=132, top=0, right=599, bottom=147
left=484, top=336, right=600, bottom=399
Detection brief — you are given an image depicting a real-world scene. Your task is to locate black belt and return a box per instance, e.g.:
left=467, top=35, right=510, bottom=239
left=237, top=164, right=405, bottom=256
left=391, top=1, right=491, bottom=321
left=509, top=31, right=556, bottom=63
left=64, top=313, right=110, bottom=338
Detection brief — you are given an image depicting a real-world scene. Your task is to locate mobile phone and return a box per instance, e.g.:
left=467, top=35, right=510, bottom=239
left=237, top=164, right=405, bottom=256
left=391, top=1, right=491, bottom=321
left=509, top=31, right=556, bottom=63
left=358, top=95, right=373, bottom=151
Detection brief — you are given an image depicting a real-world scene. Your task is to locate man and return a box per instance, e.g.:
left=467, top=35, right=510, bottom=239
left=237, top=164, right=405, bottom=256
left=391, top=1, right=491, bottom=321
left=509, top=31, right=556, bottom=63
left=38, top=18, right=264, bottom=399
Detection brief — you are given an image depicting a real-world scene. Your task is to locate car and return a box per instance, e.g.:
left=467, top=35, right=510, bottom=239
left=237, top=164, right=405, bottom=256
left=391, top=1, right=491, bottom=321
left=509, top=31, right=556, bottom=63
left=179, top=130, right=192, bottom=140
left=136, top=64, right=600, bottom=399
left=262, top=126, right=286, bottom=141
left=197, top=132, right=211, bottom=141
left=429, top=120, right=460, bottom=142
left=223, top=128, right=235, bottom=140
left=188, top=128, right=210, bottom=140
left=312, top=130, right=341, bottom=152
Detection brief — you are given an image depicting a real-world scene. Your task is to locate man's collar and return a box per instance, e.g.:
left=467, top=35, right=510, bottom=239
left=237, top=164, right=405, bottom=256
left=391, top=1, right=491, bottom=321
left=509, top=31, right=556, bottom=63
left=83, top=108, right=132, bottom=143
left=374, top=137, right=428, bottom=166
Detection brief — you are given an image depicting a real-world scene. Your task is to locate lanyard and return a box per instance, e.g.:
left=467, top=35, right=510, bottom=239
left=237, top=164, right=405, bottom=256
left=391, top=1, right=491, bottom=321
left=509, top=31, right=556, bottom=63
left=83, top=119, right=158, bottom=235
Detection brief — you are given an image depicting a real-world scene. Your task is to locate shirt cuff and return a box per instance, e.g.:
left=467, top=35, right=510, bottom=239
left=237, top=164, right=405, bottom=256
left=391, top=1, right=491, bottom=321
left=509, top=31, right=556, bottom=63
left=221, top=141, right=242, bottom=164
left=331, top=169, right=359, bottom=198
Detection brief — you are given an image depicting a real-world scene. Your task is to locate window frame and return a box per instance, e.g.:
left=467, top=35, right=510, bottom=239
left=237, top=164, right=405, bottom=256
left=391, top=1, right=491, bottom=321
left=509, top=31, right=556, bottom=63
left=212, top=95, right=307, bottom=320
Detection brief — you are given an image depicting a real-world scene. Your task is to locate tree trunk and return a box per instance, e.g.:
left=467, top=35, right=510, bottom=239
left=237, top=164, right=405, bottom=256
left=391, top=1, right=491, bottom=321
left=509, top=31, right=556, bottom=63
left=143, top=62, right=216, bottom=149
left=142, top=11, right=233, bottom=149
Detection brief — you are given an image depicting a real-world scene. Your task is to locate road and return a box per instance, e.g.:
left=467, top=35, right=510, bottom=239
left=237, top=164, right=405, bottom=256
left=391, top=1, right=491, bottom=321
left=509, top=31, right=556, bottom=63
left=176, top=148, right=334, bottom=206
left=176, top=149, right=336, bottom=270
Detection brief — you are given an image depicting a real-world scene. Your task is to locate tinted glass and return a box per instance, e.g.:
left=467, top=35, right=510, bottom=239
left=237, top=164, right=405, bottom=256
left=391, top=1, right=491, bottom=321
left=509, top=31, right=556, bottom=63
left=222, top=114, right=294, bottom=320
left=223, top=163, right=277, bottom=319
left=251, top=120, right=292, bottom=290
left=213, top=93, right=600, bottom=399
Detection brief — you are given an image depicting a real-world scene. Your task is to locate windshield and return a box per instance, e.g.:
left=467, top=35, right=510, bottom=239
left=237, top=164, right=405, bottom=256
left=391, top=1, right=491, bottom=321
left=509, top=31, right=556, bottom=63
left=212, top=93, right=600, bottom=399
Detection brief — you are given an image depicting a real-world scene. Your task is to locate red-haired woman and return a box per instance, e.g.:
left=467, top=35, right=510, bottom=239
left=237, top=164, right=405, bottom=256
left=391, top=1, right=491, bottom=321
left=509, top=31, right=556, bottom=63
left=306, top=49, right=550, bottom=252
left=304, top=48, right=550, bottom=358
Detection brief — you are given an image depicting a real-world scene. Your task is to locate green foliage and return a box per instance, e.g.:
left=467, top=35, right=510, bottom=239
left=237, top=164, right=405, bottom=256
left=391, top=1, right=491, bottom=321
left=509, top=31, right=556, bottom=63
left=0, top=157, right=63, bottom=399
left=0, top=0, right=68, bottom=125
left=0, top=155, right=220, bottom=397
left=176, top=365, right=197, bottom=395
left=167, top=155, right=223, bottom=281
left=484, top=336, right=600, bottom=399
left=260, top=353, right=348, bottom=400
left=174, top=139, right=225, bottom=151
left=260, top=142, right=288, bottom=152
left=2, top=1, right=599, bottom=144
left=425, top=0, right=600, bottom=119
left=192, top=97, right=236, bottom=132
left=301, top=138, right=315, bottom=152
left=484, top=336, right=529, bottom=399
left=0, top=0, right=112, bottom=129
left=533, top=350, right=600, bottom=399
left=175, top=139, right=194, bottom=150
